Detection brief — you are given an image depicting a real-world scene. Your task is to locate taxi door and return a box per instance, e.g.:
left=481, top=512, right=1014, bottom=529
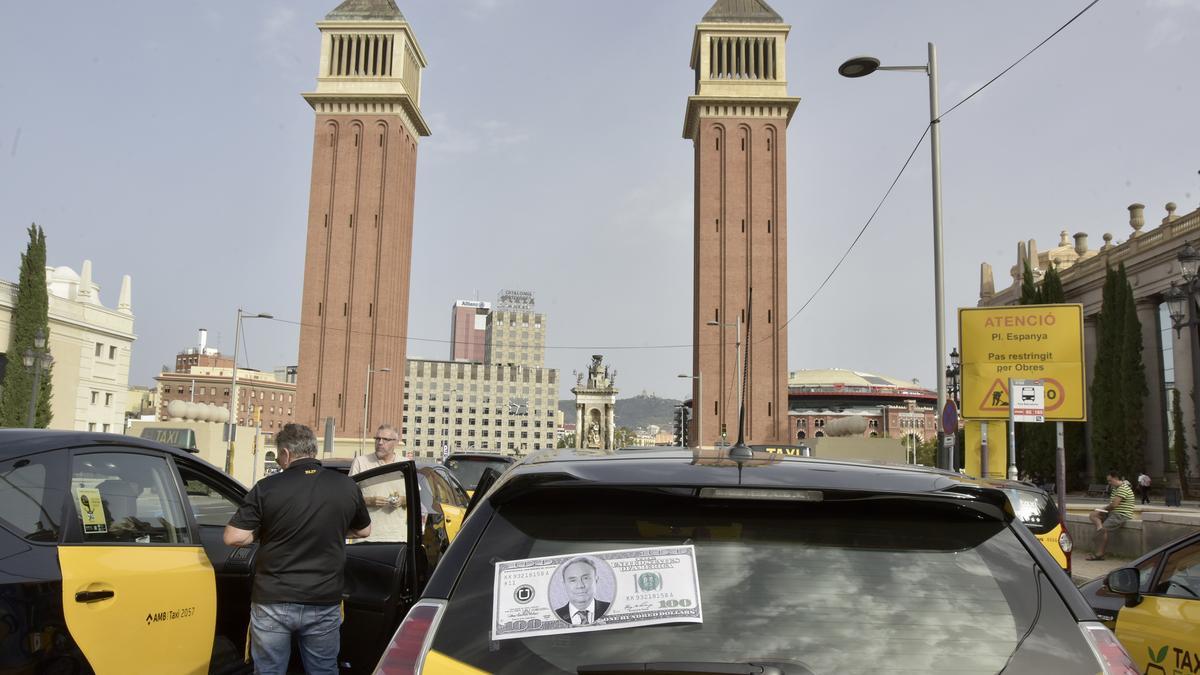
left=429, top=466, right=469, bottom=541
left=1113, top=539, right=1200, bottom=673
left=342, top=460, right=426, bottom=673
left=59, top=449, right=216, bottom=674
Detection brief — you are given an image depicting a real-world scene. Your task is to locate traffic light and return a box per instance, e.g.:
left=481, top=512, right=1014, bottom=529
left=673, top=407, right=685, bottom=447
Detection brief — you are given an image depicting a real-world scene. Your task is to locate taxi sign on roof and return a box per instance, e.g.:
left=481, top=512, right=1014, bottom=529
left=958, top=304, right=1086, bottom=421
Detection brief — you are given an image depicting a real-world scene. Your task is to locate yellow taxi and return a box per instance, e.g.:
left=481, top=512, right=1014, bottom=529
left=0, top=430, right=453, bottom=674
left=1079, top=531, right=1200, bottom=673
left=985, top=479, right=1072, bottom=572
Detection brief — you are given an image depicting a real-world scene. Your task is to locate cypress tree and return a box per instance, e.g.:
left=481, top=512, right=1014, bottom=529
left=1089, top=266, right=1123, bottom=479
left=1089, top=263, right=1147, bottom=481
left=0, top=224, right=53, bottom=428
left=1116, top=263, right=1147, bottom=480
left=1173, top=389, right=1189, bottom=498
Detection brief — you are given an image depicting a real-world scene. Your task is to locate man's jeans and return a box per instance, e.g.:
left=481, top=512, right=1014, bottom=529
left=250, top=602, right=341, bottom=675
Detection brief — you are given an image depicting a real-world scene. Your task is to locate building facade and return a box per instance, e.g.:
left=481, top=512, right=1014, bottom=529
left=403, top=291, right=559, bottom=457
left=787, top=370, right=938, bottom=443
left=977, top=201, right=1200, bottom=480
left=685, top=0, right=798, bottom=446
left=0, top=261, right=134, bottom=432
left=450, top=300, right=489, bottom=362
left=156, top=365, right=297, bottom=435
left=295, top=0, right=430, bottom=443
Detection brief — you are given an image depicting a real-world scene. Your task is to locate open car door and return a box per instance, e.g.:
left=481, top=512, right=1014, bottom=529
left=464, top=466, right=502, bottom=518
left=340, top=460, right=428, bottom=674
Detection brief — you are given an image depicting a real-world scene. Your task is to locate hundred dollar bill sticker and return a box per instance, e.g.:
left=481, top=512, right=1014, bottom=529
left=491, top=545, right=702, bottom=641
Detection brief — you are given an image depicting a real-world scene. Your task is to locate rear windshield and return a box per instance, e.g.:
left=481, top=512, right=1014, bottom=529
left=1001, top=488, right=1060, bottom=534
left=444, top=457, right=509, bottom=490
left=431, top=488, right=1042, bottom=674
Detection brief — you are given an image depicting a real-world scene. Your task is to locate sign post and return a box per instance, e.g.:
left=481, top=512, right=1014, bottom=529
left=941, top=400, right=959, bottom=470
left=959, top=304, right=1086, bottom=484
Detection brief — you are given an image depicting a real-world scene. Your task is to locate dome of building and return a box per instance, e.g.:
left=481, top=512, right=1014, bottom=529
left=50, top=265, right=80, bottom=281
left=788, top=369, right=933, bottom=396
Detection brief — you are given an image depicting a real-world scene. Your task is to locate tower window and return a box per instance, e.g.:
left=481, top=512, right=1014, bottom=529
left=768, top=309, right=772, bottom=323
left=768, top=402, right=773, bottom=417
left=368, top=303, right=373, bottom=318
left=343, top=303, right=348, bottom=316
left=767, top=219, right=772, bottom=233
left=741, top=219, right=745, bottom=233
left=317, top=302, right=323, bottom=317
left=741, top=138, right=746, bottom=151
left=714, top=308, right=719, bottom=322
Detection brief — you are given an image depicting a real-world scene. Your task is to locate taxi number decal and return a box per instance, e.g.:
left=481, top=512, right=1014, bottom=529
left=146, top=606, right=196, bottom=625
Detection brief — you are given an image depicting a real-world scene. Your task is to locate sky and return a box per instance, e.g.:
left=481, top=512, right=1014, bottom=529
left=1, top=0, right=1197, bottom=404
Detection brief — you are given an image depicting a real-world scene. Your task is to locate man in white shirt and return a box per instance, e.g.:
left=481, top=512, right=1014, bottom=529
left=350, top=424, right=408, bottom=541
left=1137, top=471, right=1152, bottom=505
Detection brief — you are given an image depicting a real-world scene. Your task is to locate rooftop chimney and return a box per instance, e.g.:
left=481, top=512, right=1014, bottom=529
left=199, top=328, right=208, bottom=353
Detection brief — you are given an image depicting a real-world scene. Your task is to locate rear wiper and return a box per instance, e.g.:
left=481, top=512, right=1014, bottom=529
left=578, top=663, right=802, bottom=675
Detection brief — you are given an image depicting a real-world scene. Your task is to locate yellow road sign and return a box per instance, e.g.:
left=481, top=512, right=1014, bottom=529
left=959, top=304, right=1086, bottom=421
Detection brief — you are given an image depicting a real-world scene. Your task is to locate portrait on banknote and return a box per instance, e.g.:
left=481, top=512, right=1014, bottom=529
left=491, top=545, right=702, bottom=640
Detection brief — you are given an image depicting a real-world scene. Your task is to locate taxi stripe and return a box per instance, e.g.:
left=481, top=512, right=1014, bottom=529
left=422, top=649, right=491, bottom=674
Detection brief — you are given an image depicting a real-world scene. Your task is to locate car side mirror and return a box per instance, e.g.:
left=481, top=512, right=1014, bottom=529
left=1106, top=568, right=1143, bottom=607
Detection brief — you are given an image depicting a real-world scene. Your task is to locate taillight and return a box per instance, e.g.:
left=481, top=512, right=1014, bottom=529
left=1079, top=622, right=1138, bottom=674
left=374, top=600, right=446, bottom=675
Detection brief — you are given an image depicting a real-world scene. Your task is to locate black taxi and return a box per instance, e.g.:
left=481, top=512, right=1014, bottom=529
left=374, top=446, right=1138, bottom=674
left=0, top=430, right=436, bottom=674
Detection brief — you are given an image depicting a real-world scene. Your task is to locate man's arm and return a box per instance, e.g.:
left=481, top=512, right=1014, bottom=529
left=224, top=525, right=255, bottom=547
left=348, top=524, right=372, bottom=539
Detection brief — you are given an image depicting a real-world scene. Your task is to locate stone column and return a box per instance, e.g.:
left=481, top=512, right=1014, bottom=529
left=607, top=404, right=615, bottom=449
left=1171, top=313, right=1200, bottom=478
left=1137, top=299, right=1166, bottom=476
left=576, top=403, right=584, bottom=449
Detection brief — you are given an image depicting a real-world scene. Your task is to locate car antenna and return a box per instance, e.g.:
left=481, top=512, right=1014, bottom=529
left=729, top=289, right=753, bottom=462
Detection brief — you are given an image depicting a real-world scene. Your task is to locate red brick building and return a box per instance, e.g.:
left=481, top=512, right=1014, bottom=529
left=450, top=300, right=489, bottom=362
left=788, top=369, right=938, bottom=443
left=685, top=0, right=800, bottom=446
left=295, top=0, right=430, bottom=442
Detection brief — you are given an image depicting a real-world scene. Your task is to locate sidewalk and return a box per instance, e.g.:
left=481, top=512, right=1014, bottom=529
left=1071, top=555, right=1129, bottom=585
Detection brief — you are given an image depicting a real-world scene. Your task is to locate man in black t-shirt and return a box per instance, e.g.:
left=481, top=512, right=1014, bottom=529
left=225, top=423, right=371, bottom=675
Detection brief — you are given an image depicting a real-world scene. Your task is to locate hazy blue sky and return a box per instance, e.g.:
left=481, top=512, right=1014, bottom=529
left=1, top=0, right=1197, bottom=403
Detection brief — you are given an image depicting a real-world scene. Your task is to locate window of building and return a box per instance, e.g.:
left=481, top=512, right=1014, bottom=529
left=95, top=342, right=103, bottom=357
left=91, top=391, right=99, bottom=405
left=109, top=346, right=117, bottom=359
left=104, top=393, right=112, bottom=406
left=88, top=422, right=96, bottom=432
left=102, top=424, right=110, bottom=432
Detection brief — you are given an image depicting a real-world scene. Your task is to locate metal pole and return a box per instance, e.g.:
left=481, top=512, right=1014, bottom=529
left=1056, top=421, right=1067, bottom=529
left=1008, top=418, right=1018, bottom=480
left=735, top=313, right=744, bottom=434
left=26, top=359, right=42, bottom=428
left=928, top=42, right=948, bottom=470
left=698, top=373, right=704, bottom=448
left=362, top=365, right=372, bottom=456
left=225, top=309, right=242, bottom=475
left=980, top=422, right=989, bottom=479
left=1190, top=291, right=1200, bottom=476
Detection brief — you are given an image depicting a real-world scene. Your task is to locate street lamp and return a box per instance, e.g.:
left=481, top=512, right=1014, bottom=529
left=945, top=347, right=962, bottom=408
left=22, top=327, right=53, bottom=428
left=225, top=309, right=273, bottom=475
left=1168, top=243, right=1200, bottom=472
left=839, top=43, right=947, bottom=467
left=677, top=373, right=702, bottom=448
left=707, top=314, right=744, bottom=448
left=362, top=366, right=392, bottom=454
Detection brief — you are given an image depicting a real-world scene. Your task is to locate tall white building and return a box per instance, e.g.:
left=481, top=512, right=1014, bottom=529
left=0, top=261, right=135, bottom=432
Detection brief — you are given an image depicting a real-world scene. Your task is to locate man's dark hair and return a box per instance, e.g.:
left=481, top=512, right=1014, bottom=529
left=561, top=557, right=597, bottom=582
left=1107, top=469, right=1122, bottom=479
left=277, top=423, right=318, bottom=458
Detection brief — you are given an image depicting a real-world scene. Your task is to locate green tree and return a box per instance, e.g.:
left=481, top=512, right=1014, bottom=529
left=0, top=224, right=52, bottom=428
left=557, top=433, right=575, bottom=449
left=1173, top=389, right=1189, bottom=498
left=1089, top=264, right=1146, bottom=480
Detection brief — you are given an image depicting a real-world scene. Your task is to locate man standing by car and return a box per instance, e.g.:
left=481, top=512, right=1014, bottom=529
left=1087, top=469, right=1136, bottom=561
left=224, top=423, right=371, bottom=675
left=352, top=423, right=408, bottom=513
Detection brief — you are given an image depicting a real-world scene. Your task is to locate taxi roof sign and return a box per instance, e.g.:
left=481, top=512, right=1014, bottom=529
left=958, top=304, right=1086, bottom=421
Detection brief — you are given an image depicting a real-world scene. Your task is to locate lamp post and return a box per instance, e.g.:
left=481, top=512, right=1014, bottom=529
left=943, top=347, right=962, bottom=469
left=840, top=44, right=947, bottom=465
left=22, top=327, right=53, bottom=428
left=707, top=313, right=743, bottom=447
left=1167, top=242, right=1200, bottom=479
left=362, top=366, right=392, bottom=454
left=677, top=373, right=703, bottom=447
left=225, top=309, right=273, bottom=475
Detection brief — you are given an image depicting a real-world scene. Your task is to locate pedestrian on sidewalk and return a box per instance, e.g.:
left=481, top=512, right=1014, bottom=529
left=1137, top=470, right=1152, bottom=505
left=1087, top=469, right=1136, bottom=561
left=224, top=423, right=372, bottom=674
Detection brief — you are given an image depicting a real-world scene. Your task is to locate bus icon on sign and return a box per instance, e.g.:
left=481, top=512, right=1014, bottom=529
left=1021, top=387, right=1037, bottom=403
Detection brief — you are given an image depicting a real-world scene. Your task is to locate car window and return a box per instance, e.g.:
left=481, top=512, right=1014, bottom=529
left=352, top=470, right=414, bottom=544
left=1154, top=541, right=1200, bottom=600
left=69, top=452, right=191, bottom=545
left=445, top=457, right=509, bottom=490
left=1000, top=488, right=1059, bottom=535
left=176, top=463, right=240, bottom=527
left=0, top=450, right=67, bottom=543
left=431, top=488, right=1042, bottom=674
left=429, top=469, right=467, bottom=509
left=437, top=469, right=469, bottom=508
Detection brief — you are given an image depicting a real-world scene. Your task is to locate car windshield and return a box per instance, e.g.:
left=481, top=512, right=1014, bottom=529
left=431, top=487, right=1041, bottom=674
left=444, top=456, right=508, bottom=490
left=1000, top=488, right=1060, bottom=535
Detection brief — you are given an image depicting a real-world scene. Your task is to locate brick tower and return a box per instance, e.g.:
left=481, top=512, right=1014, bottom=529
left=684, top=0, right=798, bottom=446
left=295, top=0, right=430, bottom=442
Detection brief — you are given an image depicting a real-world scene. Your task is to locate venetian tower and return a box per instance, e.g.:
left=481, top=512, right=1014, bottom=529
left=684, top=0, right=798, bottom=446
left=295, top=0, right=430, bottom=440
